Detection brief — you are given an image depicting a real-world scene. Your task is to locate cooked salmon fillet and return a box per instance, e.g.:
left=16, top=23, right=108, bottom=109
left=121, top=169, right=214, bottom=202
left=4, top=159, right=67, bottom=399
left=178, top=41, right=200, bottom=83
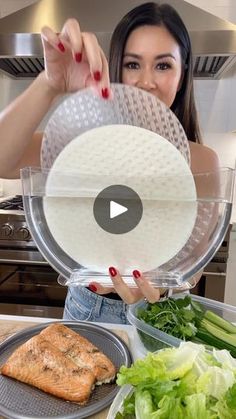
left=0, top=334, right=95, bottom=404
left=40, top=324, right=116, bottom=384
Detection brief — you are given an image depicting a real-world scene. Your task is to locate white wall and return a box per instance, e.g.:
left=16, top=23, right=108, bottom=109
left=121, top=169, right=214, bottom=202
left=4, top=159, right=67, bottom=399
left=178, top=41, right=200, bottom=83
left=0, top=73, right=55, bottom=197
left=194, top=64, right=236, bottom=134
left=193, top=64, right=236, bottom=223
left=0, top=74, right=30, bottom=196
left=0, top=74, right=31, bottom=112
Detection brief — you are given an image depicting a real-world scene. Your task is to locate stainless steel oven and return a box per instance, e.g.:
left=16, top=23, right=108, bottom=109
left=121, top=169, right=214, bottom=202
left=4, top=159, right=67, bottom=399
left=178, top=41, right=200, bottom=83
left=0, top=196, right=67, bottom=317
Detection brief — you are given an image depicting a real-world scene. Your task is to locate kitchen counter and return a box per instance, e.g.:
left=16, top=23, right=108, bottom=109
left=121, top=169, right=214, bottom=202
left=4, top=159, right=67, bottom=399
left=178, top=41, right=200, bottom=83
left=0, top=314, right=145, bottom=419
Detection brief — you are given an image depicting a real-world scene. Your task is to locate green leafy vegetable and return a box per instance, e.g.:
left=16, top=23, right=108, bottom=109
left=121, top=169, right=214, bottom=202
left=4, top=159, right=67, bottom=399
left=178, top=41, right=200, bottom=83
left=115, top=342, right=236, bottom=419
left=137, top=296, right=197, bottom=341
left=137, top=296, right=236, bottom=357
left=213, top=383, right=236, bottom=418
left=184, top=394, right=213, bottom=419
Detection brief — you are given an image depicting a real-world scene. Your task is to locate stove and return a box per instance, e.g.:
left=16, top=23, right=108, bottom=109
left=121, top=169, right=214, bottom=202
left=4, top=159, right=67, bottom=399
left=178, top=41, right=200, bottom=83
left=0, top=195, right=67, bottom=318
left=0, top=195, right=24, bottom=211
left=0, top=195, right=48, bottom=264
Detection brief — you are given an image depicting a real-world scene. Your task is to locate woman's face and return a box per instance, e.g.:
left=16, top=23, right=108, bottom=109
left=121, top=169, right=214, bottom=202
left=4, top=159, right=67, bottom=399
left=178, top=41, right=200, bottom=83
left=122, top=25, right=183, bottom=107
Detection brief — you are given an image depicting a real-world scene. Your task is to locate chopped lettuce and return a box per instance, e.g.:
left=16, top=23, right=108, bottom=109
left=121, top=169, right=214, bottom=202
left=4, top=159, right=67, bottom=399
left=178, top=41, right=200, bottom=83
left=117, top=353, right=167, bottom=387
left=150, top=395, right=185, bottom=418
left=184, top=394, right=215, bottom=419
left=115, top=342, right=236, bottom=419
left=213, top=348, right=236, bottom=372
left=135, top=390, right=154, bottom=419
left=196, top=366, right=235, bottom=400
left=213, top=383, right=236, bottom=418
left=155, top=342, right=204, bottom=380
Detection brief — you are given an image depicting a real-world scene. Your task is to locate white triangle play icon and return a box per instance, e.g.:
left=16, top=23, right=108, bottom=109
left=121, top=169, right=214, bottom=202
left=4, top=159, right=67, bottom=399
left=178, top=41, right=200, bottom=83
left=110, top=201, right=128, bottom=219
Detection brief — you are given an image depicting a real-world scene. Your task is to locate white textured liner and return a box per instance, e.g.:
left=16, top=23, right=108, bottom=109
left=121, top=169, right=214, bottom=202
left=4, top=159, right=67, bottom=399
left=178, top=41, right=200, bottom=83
left=43, top=125, right=197, bottom=276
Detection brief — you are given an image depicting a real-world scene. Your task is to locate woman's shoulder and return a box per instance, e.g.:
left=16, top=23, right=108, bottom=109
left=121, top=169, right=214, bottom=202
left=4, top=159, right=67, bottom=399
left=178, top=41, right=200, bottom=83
left=188, top=141, right=220, bottom=174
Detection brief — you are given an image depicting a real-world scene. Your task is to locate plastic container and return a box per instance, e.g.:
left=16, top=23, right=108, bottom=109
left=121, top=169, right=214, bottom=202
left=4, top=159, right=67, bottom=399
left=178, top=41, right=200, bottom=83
left=127, top=294, right=236, bottom=353
left=107, top=385, right=133, bottom=419
left=108, top=293, right=236, bottom=418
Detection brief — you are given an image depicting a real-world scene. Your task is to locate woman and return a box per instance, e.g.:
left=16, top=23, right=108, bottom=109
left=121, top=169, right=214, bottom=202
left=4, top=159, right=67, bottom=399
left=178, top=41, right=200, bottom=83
left=0, top=2, right=219, bottom=323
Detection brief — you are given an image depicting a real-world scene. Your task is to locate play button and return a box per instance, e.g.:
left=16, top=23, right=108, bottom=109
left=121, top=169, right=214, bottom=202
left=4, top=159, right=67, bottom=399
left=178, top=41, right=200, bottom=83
left=93, top=185, right=143, bottom=234
left=110, top=201, right=128, bottom=219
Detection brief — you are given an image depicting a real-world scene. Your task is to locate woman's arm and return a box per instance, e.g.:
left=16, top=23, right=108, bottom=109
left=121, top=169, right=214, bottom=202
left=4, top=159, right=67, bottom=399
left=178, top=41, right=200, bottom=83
left=0, top=19, right=110, bottom=179
left=189, top=141, right=220, bottom=175
left=0, top=72, right=58, bottom=179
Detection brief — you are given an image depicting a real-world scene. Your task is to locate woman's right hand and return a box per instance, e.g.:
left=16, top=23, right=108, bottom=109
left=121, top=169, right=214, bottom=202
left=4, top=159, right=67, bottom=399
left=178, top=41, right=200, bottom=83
left=41, top=19, right=110, bottom=98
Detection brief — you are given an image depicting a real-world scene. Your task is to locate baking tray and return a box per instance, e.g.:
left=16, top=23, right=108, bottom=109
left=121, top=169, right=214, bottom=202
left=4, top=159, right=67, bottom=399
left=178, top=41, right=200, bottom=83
left=0, top=321, right=132, bottom=419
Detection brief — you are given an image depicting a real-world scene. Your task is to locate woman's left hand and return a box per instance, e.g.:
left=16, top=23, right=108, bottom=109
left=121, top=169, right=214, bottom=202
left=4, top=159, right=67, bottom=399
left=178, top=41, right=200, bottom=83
left=88, top=267, right=161, bottom=304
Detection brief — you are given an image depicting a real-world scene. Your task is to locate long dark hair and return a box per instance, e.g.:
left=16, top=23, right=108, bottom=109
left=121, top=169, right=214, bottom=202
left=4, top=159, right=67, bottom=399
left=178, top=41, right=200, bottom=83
left=109, top=2, right=202, bottom=143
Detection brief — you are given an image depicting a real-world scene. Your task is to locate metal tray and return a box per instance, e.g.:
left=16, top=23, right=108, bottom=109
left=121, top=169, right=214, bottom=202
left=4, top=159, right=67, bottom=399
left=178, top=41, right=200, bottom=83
left=0, top=321, right=132, bottom=419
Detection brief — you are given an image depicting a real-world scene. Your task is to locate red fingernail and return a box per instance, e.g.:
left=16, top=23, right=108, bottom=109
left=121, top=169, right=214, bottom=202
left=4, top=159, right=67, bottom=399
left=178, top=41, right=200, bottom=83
left=75, top=52, right=82, bottom=63
left=133, top=270, right=141, bottom=279
left=101, top=87, right=109, bottom=99
left=93, top=71, right=101, bottom=82
left=89, top=284, right=97, bottom=292
left=58, top=42, right=65, bottom=52
left=109, top=267, right=117, bottom=277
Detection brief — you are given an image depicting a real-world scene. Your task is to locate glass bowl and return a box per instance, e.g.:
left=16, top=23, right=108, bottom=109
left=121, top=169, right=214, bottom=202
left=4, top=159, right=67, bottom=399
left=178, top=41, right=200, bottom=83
left=21, top=166, right=235, bottom=288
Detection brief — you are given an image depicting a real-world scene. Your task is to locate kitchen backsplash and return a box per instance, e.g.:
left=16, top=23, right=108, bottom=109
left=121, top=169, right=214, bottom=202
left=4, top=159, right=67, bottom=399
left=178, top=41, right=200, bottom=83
left=1, top=179, right=22, bottom=197
left=195, top=64, right=236, bottom=133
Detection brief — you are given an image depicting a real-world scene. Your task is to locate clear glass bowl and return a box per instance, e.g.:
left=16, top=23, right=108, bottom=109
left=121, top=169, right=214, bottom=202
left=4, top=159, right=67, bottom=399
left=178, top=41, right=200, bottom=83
left=21, top=166, right=235, bottom=288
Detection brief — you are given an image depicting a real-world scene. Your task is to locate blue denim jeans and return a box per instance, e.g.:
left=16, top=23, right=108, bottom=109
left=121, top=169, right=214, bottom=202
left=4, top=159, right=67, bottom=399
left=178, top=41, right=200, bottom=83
left=63, top=285, right=129, bottom=324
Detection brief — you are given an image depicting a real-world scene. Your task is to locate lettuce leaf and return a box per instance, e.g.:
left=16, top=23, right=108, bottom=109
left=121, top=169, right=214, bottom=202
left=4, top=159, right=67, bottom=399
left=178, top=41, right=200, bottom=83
left=154, top=342, right=204, bottom=380
left=117, top=353, right=167, bottom=386
left=116, top=343, right=236, bottom=419
left=197, top=366, right=235, bottom=400
left=135, top=389, right=155, bottom=419
left=150, top=395, right=185, bottom=419
left=213, top=383, right=236, bottom=418
left=185, top=393, right=217, bottom=419
left=213, top=348, right=236, bottom=372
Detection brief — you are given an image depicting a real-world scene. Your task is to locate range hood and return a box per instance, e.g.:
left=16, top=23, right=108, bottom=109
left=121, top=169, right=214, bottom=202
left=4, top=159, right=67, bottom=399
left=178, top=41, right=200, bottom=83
left=1, top=0, right=236, bottom=79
